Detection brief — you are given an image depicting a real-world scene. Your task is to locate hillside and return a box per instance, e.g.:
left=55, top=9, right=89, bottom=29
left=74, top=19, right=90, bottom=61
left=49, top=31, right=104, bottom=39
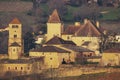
left=0, top=1, right=120, bottom=54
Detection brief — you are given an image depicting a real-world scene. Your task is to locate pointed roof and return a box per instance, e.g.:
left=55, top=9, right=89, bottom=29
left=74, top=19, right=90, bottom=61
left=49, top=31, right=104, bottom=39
left=75, top=20, right=102, bottom=37
left=45, top=36, right=76, bottom=45
left=10, top=42, right=20, bottom=47
left=10, top=18, right=21, bottom=24
left=48, top=9, right=61, bottom=23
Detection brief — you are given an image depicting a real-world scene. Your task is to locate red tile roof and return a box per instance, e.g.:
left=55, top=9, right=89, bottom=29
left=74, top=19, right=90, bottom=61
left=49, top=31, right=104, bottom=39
left=63, top=20, right=102, bottom=37
left=48, top=9, right=61, bottom=23
left=75, top=20, right=102, bottom=37
left=10, top=18, right=21, bottom=24
left=63, top=25, right=81, bottom=34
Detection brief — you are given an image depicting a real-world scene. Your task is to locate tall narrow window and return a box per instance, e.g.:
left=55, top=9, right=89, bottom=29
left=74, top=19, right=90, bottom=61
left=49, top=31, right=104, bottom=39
left=21, top=67, right=23, bottom=70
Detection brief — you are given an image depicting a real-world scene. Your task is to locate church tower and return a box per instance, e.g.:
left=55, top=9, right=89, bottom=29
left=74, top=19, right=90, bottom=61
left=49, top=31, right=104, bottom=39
left=47, top=9, right=63, bottom=41
left=8, top=18, right=23, bottom=59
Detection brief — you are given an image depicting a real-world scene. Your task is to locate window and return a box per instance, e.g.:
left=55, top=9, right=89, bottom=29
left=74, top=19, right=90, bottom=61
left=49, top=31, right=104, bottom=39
left=12, top=25, right=18, bottom=28
left=14, top=35, right=17, bottom=38
left=13, top=49, right=15, bottom=52
left=15, top=67, right=17, bottom=70
left=21, top=67, right=23, bottom=70
left=67, top=36, right=70, bottom=40
left=28, top=67, right=30, bottom=70
left=50, top=58, right=52, bottom=60
left=8, top=67, right=10, bottom=70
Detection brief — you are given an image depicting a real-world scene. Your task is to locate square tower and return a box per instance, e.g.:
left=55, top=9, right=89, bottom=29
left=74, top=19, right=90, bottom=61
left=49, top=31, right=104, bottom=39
left=47, top=9, right=63, bottom=41
left=8, top=18, right=23, bottom=59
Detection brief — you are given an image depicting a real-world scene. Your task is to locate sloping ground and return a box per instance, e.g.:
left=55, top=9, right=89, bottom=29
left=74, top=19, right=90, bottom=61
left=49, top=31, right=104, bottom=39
left=0, top=1, right=32, bottom=12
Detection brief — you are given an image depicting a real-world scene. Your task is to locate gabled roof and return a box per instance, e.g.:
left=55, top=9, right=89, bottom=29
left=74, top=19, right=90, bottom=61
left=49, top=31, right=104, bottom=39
left=30, top=46, right=70, bottom=53
left=63, top=20, right=102, bottom=37
left=10, top=18, right=21, bottom=24
left=10, top=42, right=20, bottom=47
left=75, top=20, right=102, bottom=37
left=48, top=9, right=61, bottom=23
left=45, top=36, right=76, bottom=45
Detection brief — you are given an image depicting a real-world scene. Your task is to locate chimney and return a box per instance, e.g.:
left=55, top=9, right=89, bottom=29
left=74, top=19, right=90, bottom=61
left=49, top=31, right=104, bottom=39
left=75, top=22, right=80, bottom=26
left=84, top=18, right=88, bottom=24
left=96, top=21, right=100, bottom=28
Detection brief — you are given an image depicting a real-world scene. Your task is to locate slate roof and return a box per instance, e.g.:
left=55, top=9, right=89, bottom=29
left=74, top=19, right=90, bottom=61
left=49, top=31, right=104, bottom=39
left=9, top=42, right=21, bottom=47
left=10, top=18, right=21, bottom=24
left=30, top=46, right=70, bottom=53
left=45, top=36, right=76, bottom=45
left=48, top=9, right=61, bottom=23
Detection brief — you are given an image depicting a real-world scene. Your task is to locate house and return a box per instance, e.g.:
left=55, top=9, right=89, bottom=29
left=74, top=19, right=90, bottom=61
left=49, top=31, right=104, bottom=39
left=29, top=46, right=70, bottom=68
left=46, top=9, right=103, bottom=55
left=101, top=48, right=120, bottom=66
left=45, top=36, right=97, bottom=64
left=0, top=57, right=44, bottom=77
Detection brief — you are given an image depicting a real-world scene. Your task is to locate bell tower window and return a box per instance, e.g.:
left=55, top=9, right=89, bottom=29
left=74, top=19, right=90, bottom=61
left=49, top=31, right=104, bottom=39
left=12, top=25, right=18, bottom=28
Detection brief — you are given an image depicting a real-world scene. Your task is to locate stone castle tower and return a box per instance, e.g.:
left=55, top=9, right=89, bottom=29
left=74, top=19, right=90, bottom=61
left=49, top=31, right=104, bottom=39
left=8, top=18, right=23, bottom=59
left=47, top=9, right=63, bottom=41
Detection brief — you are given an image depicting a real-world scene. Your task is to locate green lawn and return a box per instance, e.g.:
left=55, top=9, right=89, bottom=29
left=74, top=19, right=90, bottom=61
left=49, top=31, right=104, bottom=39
left=101, top=8, right=120, bottom=20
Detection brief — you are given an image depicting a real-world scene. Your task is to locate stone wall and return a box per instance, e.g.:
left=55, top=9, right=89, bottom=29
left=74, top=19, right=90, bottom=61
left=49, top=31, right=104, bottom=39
left=42, top=65, right=120, bottom=78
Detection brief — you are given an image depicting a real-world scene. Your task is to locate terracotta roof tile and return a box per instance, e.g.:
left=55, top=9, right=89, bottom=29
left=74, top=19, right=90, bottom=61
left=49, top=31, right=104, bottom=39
left=75, top=20, right=102, bottom=37
left=10, top=18, right=21, bottom=24
left=48, top=9, right=61, bottom=23
left=64, top=25, right=81, bottom=34
left=45, top=36, right=76, bottom=45
left=31, top=46, right=70, bottom=53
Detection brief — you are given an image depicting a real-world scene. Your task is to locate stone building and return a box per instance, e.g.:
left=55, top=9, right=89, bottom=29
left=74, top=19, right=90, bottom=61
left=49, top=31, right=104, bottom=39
left=46, top=9, right=103, bottom=55
left=101, top=48, right=120, bottom=66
